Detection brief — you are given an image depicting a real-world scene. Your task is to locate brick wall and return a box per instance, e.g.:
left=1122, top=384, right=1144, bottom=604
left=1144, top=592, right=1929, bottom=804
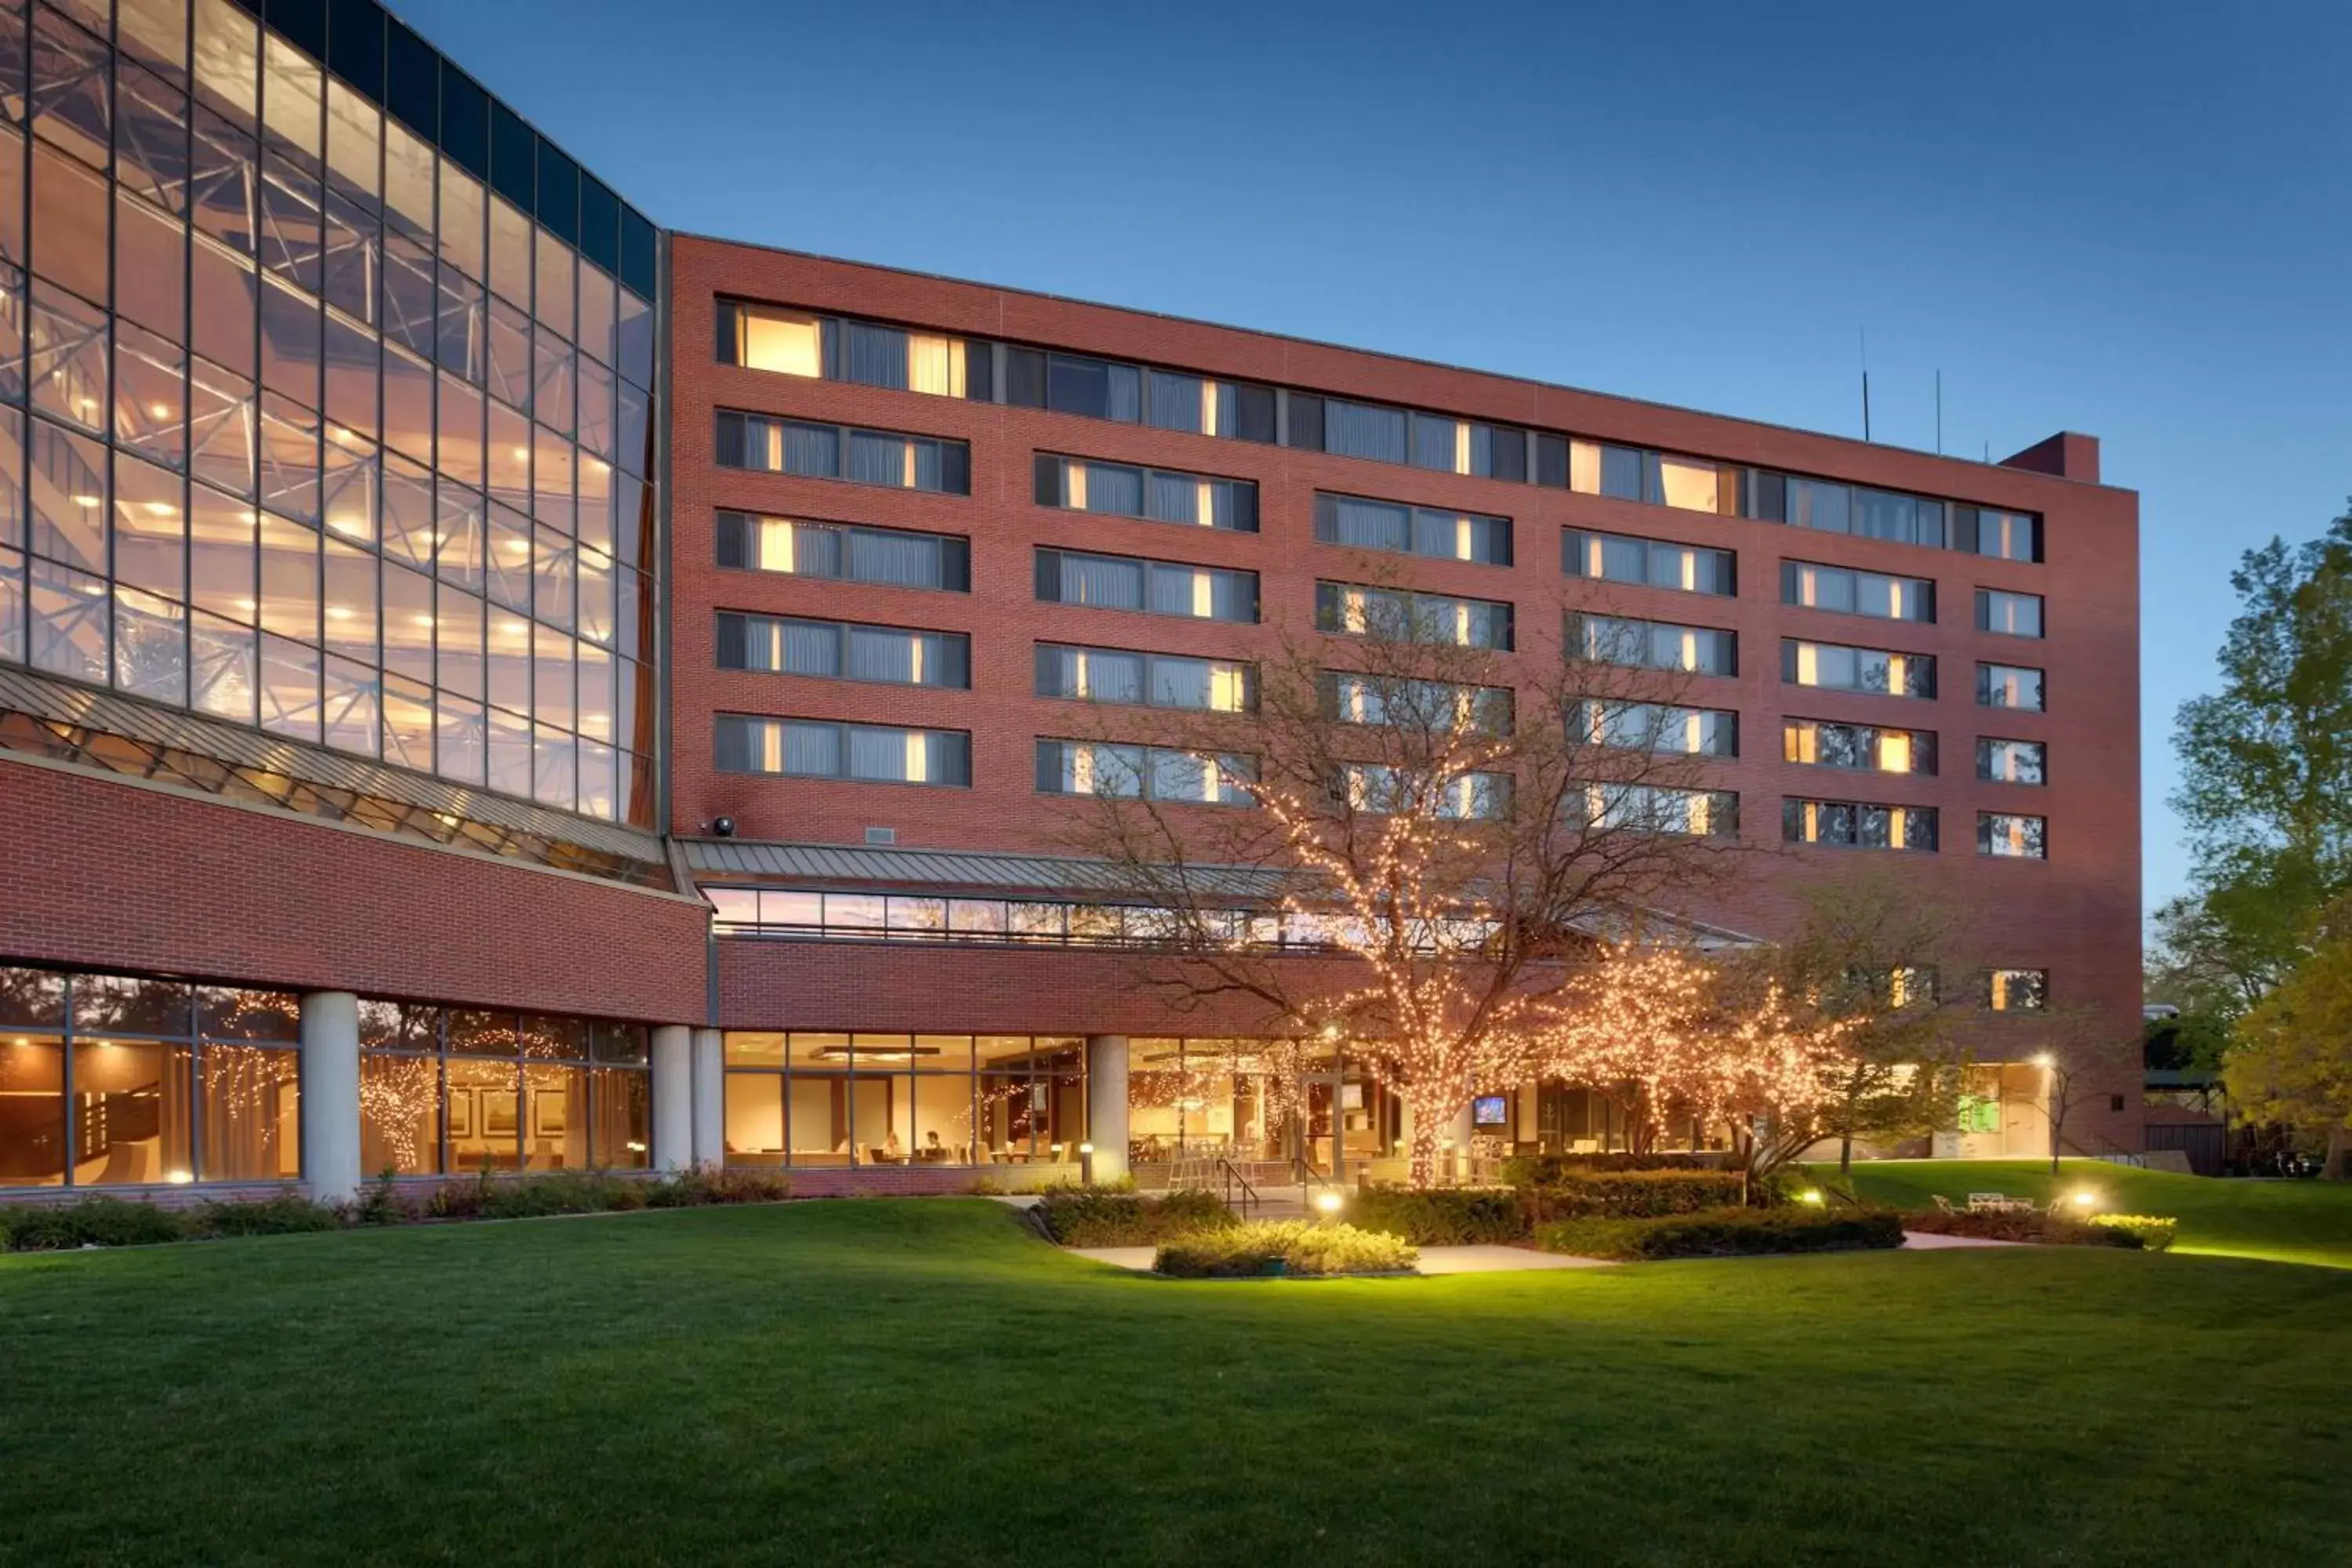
left=2, top=758, right=710, bottom=1023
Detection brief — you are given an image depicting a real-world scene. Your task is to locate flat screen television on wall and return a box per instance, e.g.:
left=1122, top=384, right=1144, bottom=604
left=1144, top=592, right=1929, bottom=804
left=1472, top=1094, right=1509, bottom=1129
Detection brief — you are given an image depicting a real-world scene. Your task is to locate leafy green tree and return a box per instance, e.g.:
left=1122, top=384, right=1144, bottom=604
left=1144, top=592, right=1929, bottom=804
left=2225, top=909, right=2352, bottom=1178
left=2170, top=508, right=2352, bottom=989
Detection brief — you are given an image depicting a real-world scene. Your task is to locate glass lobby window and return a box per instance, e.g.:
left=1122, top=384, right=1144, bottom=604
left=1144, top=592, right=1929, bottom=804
left=1570, top=613, right=1737, bottom=676
left=1033, top=453, right=1258, bottom=532
left=715, top=510, right=970, bottom=593
left=1568, top=782, right=1738, bottom=837
left=1978, top=737, right=2046, bottom=785
left=714, top=715, right=972, bottom=786
left=1781, top=638, right=1935, bottom=699
left=714, top=611, right=971, bottom=689
left=1977, top=811, right=2048, bottom=859
left=1976, top=587, right=2045, bottom=637
left=1341, top=763, right=1509, bottom=820
left=0, top=19, right=662, bottom=829
left=1781, top=561, right=1934, bottom=622
left=722, top=1033, right=1084, bottom=1169
left=1782, top=720, right=1936, bottom=775
left=0, top=966, right=299, bottom=1189
left=1567, top=441, right=1737, bottom=514
left=1036, top=739, right=1255, bottom=806
left=1327, top=673, right=1511, bottom=735
left=1782, top=799, right=1940, bottom=851
left=1315, top=582, right=1513, bottom=651
left=1577, top=700, right=1738, bottom=757
left=1035, top=644, right=1254, bottom=713
left=1033, top=546, right=1258, bottom=624
left=1977, top=662, right=2045, bottom=711
left=713, top=410, right=971, bottom=496
left=1984, top=969, right=2049, bottom=1012
left=1563, top=528, right=1733, bottom=595
left=361, top=1003, right=649, bottom=1175
left=1313, top=492, right=1511, bottom=566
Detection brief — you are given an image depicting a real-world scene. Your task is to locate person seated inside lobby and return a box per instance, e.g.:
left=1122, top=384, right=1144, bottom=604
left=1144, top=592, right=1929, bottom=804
left=917, top=1131, right=949, bottom=1163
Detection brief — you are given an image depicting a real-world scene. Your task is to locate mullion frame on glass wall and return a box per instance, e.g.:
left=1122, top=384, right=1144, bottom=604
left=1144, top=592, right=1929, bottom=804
left=0, top=2, right=653, bottom=827
left=720, top=1032, right=1083, bottom=1170
left=0, top=962, right=302, bottom=1190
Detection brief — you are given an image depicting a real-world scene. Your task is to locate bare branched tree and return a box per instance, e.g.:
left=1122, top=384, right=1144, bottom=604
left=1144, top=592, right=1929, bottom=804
left=1045, top=573, right=1751, bottom=1187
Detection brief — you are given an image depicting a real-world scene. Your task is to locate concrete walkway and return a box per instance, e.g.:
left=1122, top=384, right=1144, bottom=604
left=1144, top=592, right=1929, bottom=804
left=1900, top=1230, right=2032, bottom=1249
left=1068, top=1243, right=1610, bottom=1275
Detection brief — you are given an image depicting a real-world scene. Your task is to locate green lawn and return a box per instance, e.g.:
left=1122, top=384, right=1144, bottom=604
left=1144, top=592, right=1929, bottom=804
left=1828, top=1159, right=2352, bottom=1269
left=4, top=1201, right=2350, bottom=1566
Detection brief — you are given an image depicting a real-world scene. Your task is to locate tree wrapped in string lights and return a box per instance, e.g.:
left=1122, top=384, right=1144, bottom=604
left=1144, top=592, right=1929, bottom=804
left=1054, top=575, right=1746, bottom=1188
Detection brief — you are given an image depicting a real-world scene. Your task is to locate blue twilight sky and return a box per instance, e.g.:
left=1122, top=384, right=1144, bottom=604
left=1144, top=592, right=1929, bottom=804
left=399, top=0, right=2352, bottom=925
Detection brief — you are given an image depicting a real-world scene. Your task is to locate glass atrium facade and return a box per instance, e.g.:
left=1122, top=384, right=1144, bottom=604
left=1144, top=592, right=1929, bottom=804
left=0, top=0, right=661, bottom=824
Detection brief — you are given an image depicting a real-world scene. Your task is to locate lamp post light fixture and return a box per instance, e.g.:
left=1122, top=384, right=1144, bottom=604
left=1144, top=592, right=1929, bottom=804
left=1313, top=1189, right=1345, bottom=1225
left=1078, top=1142, right=1094, bottom=1185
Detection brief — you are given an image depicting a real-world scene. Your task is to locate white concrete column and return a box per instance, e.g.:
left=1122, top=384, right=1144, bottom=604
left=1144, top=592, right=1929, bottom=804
left=1449, top=1102, right=1475, bottom=1184
left=690, top=1027, right=725, bottom=1169
left=651, top=1025, right=694, bottom=1171
left=298, top=990, right=361, bottom=1203
left=1085, top=1035, right=1130, bottom=1184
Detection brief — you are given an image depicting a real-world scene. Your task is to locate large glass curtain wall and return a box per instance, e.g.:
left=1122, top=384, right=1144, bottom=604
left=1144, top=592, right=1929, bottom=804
left=720, top=1033, right=1085, bottom=1168
left=358, top=1000, right=650, bottom=1174
left=0, top=963, right=299, bottom=1188
left=1126, top=1040, right=1399, bottom=1171
left=0, top=0, right=659, bottom=823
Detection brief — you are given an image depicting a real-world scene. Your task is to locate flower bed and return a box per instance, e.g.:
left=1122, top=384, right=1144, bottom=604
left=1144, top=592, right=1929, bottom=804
left=1153, top=1221, right=1418, bottom=1278
left=1537, top=1206, right=1904, bottom=1261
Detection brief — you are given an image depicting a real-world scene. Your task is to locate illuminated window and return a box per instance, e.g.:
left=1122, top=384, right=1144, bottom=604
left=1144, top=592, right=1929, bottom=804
left=1781, top=638, right=1935, bottom=699
left=1326, top=673, right=1510, bottom=735
left=1315, top=583, right=1512, bottom=650
left=1573, top=614, right=1736, bottom=676
left=1984, top=969, right=2049, bottom=1011
left=1580, top=700, right=1737, bottom=757
left=714, top=716, right=971, bottom=786
left=1976, top=812, right=2047, bottom=859
left=1782, top=720, right=1936, bottom=775
left=1034, top=455, right=1258, bottom=532
left=1314, top=492, right=1512, bottom=566
left=1343, top=764, right=1510, bottom=820
left=1780, top=798, right=1939, bottom=851
left=1570, top=782, right=1738, bottom=837
left=1781, top=561, right=1933, bottom=622
left=1564, top=529, right=1734, bottom=595
left=1035, top=644, right=1254, bottom=713
left=1036, top=740, right=1254, bottom=806
left=716, top=612, right=970, bottom=689
left=1976, top=662, right=2045, bottom=711
left=1976, top=738, right=2045, bottom=785
left=1033, top=548, right=1257, bottom=624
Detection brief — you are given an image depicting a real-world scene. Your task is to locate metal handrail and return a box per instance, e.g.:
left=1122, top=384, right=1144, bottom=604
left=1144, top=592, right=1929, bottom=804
left=1214, top=1157, right=1262, bottom=1218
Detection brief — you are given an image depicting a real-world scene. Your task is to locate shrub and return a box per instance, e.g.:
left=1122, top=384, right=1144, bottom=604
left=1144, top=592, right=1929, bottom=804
left=1154, top=1221, right=1417, bottom=1278
left=188, top=1194, right=342, bottom=1238
left=426, top=1171, right=647, bottom=1221
left=1350, top=1185, right=1526, bottom=1243
left=2, top=1196, right=188, bottom=1251
left=1537, top=1206, right=1904, bottom=1261
left=1035, top=1185, right=1235, bottom=1247
left=644, top=1167, right=792, bottom=1207
left=344, top=1172, right=414, bottom=1226
left=1521, top=1167, right=1749, bottom=1221
left=2090, top=1214, right=2176, bottom=1252
left=1502, top=1152, right=1726, bottom=1185
left=1900, top=1209, right=2154, bottom=1249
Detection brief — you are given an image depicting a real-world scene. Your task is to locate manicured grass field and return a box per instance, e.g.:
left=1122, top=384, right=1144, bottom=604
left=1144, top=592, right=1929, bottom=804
left=4, top=1200, right=2350, bottom=1566
left=1830, top=1158, right=2352, bottom=1269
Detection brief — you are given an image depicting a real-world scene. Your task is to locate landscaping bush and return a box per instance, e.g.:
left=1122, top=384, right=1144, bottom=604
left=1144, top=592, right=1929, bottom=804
left=1537, top=1206, right=1904, bottom=1261
left=1350, top=1185, right=1526, bottom=1243
left=1154, top=1221, right=1417, bottom=1278
left=1900, top=1209, right=2155, bottom=1249
left=1034, top=1185, right=1235, bottom=1247
left=1501, top=1152, right=1726, bottom=1185
left=2, top=1196, right=188, bottom=1251
left=1521, top=1167, right=1749, bottom=1221
left=2089, top=1214, right=2176, bottom=1252
left=644, top=1167, right=793, bottom=1207
left=188, top=1195, right=342, bottom=1238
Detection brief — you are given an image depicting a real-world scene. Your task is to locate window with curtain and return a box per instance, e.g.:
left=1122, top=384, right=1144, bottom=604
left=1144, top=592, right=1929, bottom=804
left=1975, top=588, right=2044, bottom=637
left=715, top=612, right=968, bottom=688
left=715, top=513, right=969, bottom=592
left=715, top=716, right=971, bottom=786
left=716, top=300, right=987, bottom=400
left=1568, top=782, right=1738, bottom=837
left=1780, top=638, right=1935, bottom=698
left=1962, top=507, right=2042, bottom=562
left=1036, top=740, right=1254, bottom=804
left=714, top=412, right=970, bottom=495
left=1035, top=644, right=1252, bottom=712
left=1327, top=673, right=1510, bottom=734
left=1313, top=493, right=1511, bottom=566
left=1781, top=561, right=1934, bottom=622
left=1984, top=969, right=2049, bottom=1011
left=1570, top=613, right=1736, bottom=676
left=1782, top=719, right=1935, bottom=775
left=1976, top=811, right=2047, bottom=859
left=1033, top=455, right=1258, bottom=532
left=1976, top=738, right=2046, bottom=785
left=1315, top=583, right=1513, bottom=650
left=1034, top=548, right=1257, bottom=623
left=1342, top=764, right=1510, bottom=820
left=1579, top=700, right=1738, bottom=757
left=1782, top=799, right=1940, bottom=851
left=1563, top=529, right=1734, bottom=595
left=1976, top=662, right=2045, bottom=710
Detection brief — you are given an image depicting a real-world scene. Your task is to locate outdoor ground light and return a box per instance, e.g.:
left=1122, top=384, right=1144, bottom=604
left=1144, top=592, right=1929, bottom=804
left=1314, top=1190, right=1345, bottom=1219
left=1796, top=1189, right=1826, bottom=1206
left=1078, top=1142, right=1094, bottom=1184
left=2070, top=1189, right=2099, bottom=1210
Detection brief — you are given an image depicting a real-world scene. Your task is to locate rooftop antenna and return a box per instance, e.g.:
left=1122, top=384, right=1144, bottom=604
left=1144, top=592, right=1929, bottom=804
left=1934, top=369, right=1943, bottom=455
left=1859, top=327, right=1872, bottom=442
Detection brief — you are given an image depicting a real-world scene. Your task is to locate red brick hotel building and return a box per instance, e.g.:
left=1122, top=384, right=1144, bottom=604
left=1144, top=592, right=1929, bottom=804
left=0, top=0, right=2140, bottom=1200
